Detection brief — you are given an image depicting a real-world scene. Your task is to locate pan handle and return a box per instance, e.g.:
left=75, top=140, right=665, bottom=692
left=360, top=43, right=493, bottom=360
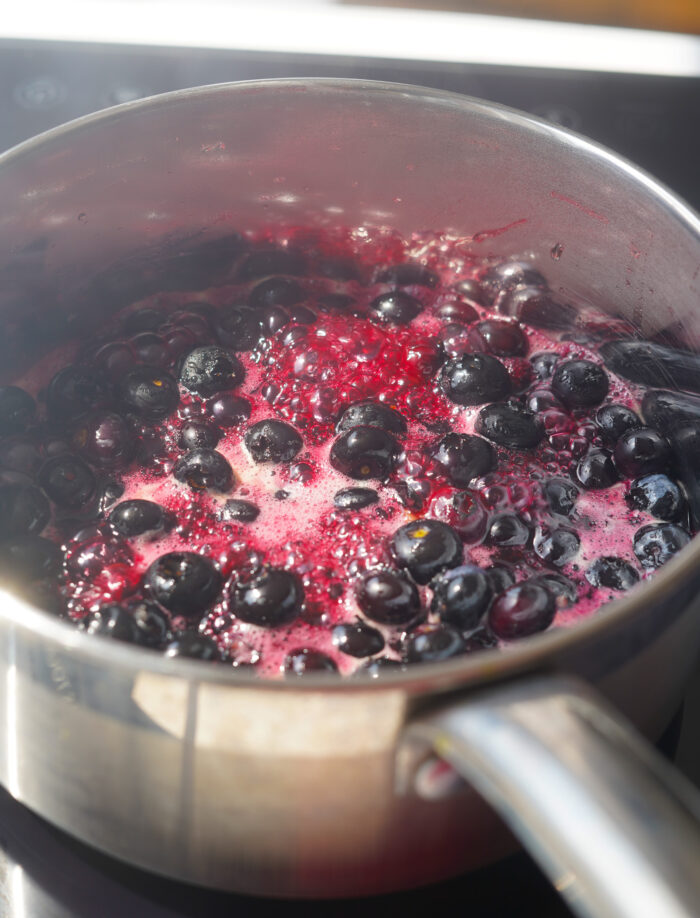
left=407, top=674, right=700, bottom=918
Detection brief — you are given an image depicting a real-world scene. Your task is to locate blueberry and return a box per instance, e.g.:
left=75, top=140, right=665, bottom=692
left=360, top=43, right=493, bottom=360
left=641, top=389, right=700, bottom=435
left=117, top=366, right=180, bottom=421
left=284, top=649, right=338, bottom=676
left=83, top=605, right=140, bottom=643
left=109, top=499, right=169, bottom=538
left=369, top=291, right=422, bottom=325
left=543, top=478, right=579, bottom=516
left=453, top=278, right=487, bottom=305
left=219, top=499, right=260, bottom=523
left=437, top=323, right=471, bottom=359
left=123, top=307, right=165, bottom=335
left=0, top=484, right=50, bottom=539
left=245, top=419, right=303, bottom=464
left=127, top=599, right=172, bottom=647
left=469, top=320, right=528, bottom=357
left=178, top=420, right=221, bottom=450
left=317, top=292, right=357, bottom=312
left=355, top=657, right=407, bottom=678
left=179, top=346, right=244, bottom=397
left=479, top=260, right=547, bottom=304
left=613, top=427, right=671, bottom=478
left=486, top=514, right=531, bottom=548
left=173, top=448, right=234, bottom=493
left=38, top=454, right=96, bottom=508
left=288, top=304, right=317, bottom=325
left=526, top=389, right=563, bottom=413
left=336, top=401, right=407, bottom=436
left=439, top=354, right=511, bottom=406
left=430, top=433, right=496, bottom=487
left=430, top=564, right=493, bottom=631
left=476, top=403, right=544, bottom=449
left=429, top=489, right=488, bottom=542
left=214, top=305, right=264, bottom=351
left=391, top=518, right=463, bottom=585
left=144, top=551, right=222, bottom=618
left=595, top=404, right=642, bottom=443
left=130, top=332, right=169, bottom=367
left=436, top=300, right=479, bottom=323
left=552, top=360, right=609, bottom=408
left=375, top=263, right=438, bottom=288
left=531, top=572, right=578, bottom=606
left=259, top=304, right=290, bottom=335
left=585, top=557, right=640, bottom=590
left=356, top=570, right=422, bottom=626
left=530, top=352, right=559, bottom=380
left=230, top=569, right=303, bottom=627
left=633, top=523, right=690, bottom=569
left=499, top=287, right=576, bottom=329
left=46, top=366, right=107, bottom=424
left=237, top=248, right=306, bottom=279
left=488, top=583, right=556, bottom=639
left=463, top=627, right=499, bottom=653
left=333, top=487, right=379, bottom=510
left=403, top=623, right=465, bottom=663
left=626, top=474, right=684, bottom=521
left=533, top=526, right=580, bottom=566
left=72, top=411, right=135, bottom=469
left=330, top=427, right=399, bottom=480
left=0, top=535, right=62, bottom=582
left=164, top=633, right=222, bottom=661
left=0, top=436, right=43, bottom=476
left=318, top=257, right=363, bottom=282
left=248, top=277, right=304, bottom=309
left=575, top=449, right=619, bottom=490
left=600, top=340, right=700, bottom=393
left=209, top=393, right=251, bottom=427
left=97, top=479, right=125, bottom=514
left=332, top=621, right=385, bottom=658
left=485, top=564, right=516, bottom=594
left=0, top=386, right=36, bottom=435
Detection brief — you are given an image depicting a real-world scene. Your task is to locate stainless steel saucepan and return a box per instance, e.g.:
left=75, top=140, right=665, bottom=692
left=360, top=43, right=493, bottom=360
left=0, top=80, right=699, bottom=918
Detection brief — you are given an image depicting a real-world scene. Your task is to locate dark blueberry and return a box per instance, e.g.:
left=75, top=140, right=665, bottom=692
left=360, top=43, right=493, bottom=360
left=613, top=427, right=671, bottom=478
left=230, top=569, right=304, bottom=627
left=430, top=433, right=496, bottom=487
left=600, top=340, right=700, bottom=393
left=209, top=393, right=251, bottom=427
left=248, top=276, right=305, bottom=309
left=164, top=633, right=222, bottom=661
left=498, top=286, right=576, bottom=329
left=317, top=292, right=357, bottom=312
left=575, top=449, right=620, bottom=490
left=93, top=341, right=136, bottom=381
left=533, top=526, right=580, bottom=567
left=178, top=420, right=221, bottom=450
left=219, top=499, right=260, bottom=523
left=0, top=386, right=36, bottom=435
left=333, top=487, right=379, bottom=510
left=469, top=320, right=528, bottom=357
left=179, top=346, right=244, bottom=397
left=551, top=360, right=609, bottom=409
left=356, top=657, right=407, bottom=678
left=83, top=605, right=140, bottom=643
left=173, top=448, right=234, bottom=493
left=116, top=366, right=180, bottom=421
left=439, top=353, right=511, bottom=406
left=130, top=332, right=169, bottom=367
left=214, top=305, right=264, bottom=351
left=284, top=649, right=338, bottom=676
left=530, top=573, right=578, bottom=606
left=429, top=489, right=488, bottom=542
left=530, top=352, right=559, bottom=380
left=123, top=307, right=164, bottom=335
left=245, top=419, right=303, bottom=464
left=330, top=427, right=399, bottom=480
left=463, top=627, right=499, bottom=653
left=437, top=323, right=471, bottom=359
left=72, top=411, right=135, bottom=469
left=453, top=278, right=487, bottom=305
left=0, top=484, right=50, bottom=539
left=317, top=257, right=363, bottom=282
left=288, top=462, right=314, bottom=483
left=626, top=474, right=684, bottom=521
left=436, top=300, right=479, bottom=323
left=288, top=304, right=317, bottom=325
left=526, top=389, right=563, bottom=413
left=38, top=454, right=96, bottom=508
left=274, top=490, right=289, bottom=500
left=488, top=583, right=556, bottom=639
left=486, top=514, right=531, bottom=548
left=585, top=557, right=640, bottom=590
left=127, top=599, right=172, bottom=648
left=97, top=479, right=125, bottom=513
left=259, top=304, right=290, bottom=335
left=476, top=402, right=544, bottom=450
left=332, top=621, right=385, bottom=658
left=356, top=570, right=422, bottom=626
left=641, top=389, right=700, bottom=435
left=633, top=523, right=690, bottom=569
left=336, top=401, right=407, bottom=436
left=46, top=366, right=105, bottom=423
left=109, top=499, right=169, bottom=538
left=480, top=260, right=547, bottom=304
left=485, top=564, right=516, bottom=594
left=543, top=478, right=579, bottom=517
left=368, top=291, right=422, bottom=325
left=391, top=518, right=463, bottom=585
left=430, top=564, right=493, bottom=631
left=595, top=404, right=642, bottom=443
left=144, top=552, right=222, bottom=618
left=0, top=535, right=62, bottom=582
left=403, top=623, right=465, bottom=663
left=375, top=263, right=438, bottom=288
left=237, top=248, right=306, bottom=279
left=0, top=436, right=43, bottom=476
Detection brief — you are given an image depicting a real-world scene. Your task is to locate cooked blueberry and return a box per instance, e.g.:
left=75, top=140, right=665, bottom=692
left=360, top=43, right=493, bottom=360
left=488, top=583, right=556, bottom=639
left=97, top=479, right=125, bottom=513
left=179, top=346, right=244, bottom=397
left=72, top=411, right=134, bottom=469
left=526, top=389, right=563, bottom=413
left=0, top=436, right=43, bottom=476
left=356, top=570, right=422, bottom=626
left=318, top=257, right=363, bottom=282
left=430, top=565, right=492, bottom=631
left=123, top=306, right=164, bottom=334
left=499, top=286, right=576, bottom=329
left=333, top=487, right=379, bottom=510
left=613, top=428, right=671, bottom=478
left=543, top=478, right=579, bottom=516
left=214, top=305, right=264, bottom=351
left=437, top=323, right=471, bottom=359
left=83, top=605, right=140, bottom=643
left=552, top=360, right=609, bottom=408
left=284, top=649, right=338, bottom=676
left=259, top=304, right=290, bottom=335
left=336, top=401, right=407, bottom=436
left=530, top=352, right=559, bottom=379
left=117, top=366, right=179, bottom=421
left=392, top=518, right=463, bottom=585
left=601, top=339, right=700, bottom=393
left=178, top=420, right=221, bottom=450
left=453, top=278, right=487, bottom=305
left=485, top=564, right=516, bottom=594
left=375, top=263, right=438, bottom=288
left=430, top=433, right=496, bottom=487
left=237, top=248, right=306, bottom=279
left=480, top=260, right=546, bottom=303
left=585, top=557, right=640, bottom=590
left=575, top=449, right=620, bottom=490
left=127, top=599, right=172, bottom=647
left=330, top=426, right=399, bottom=480
left=144, top=551, right=221, bottom=618
left=533, top=526, right=580, bottom=567
left=369, top=291, right=422, bottom=325
left=209, top=393, right=251, bottom=427
left=0, top=386, right=36, bottom=435
left=164, top=632, right=222, bottom=661
left=0, top=484, right=50, bottom=539
left=530, top=573, right=578, bottom=606
left=332, top=621, right=385, bottom=658
left=403, top=623, right=465, bottom=663
left=231, top=568, right=303, bottom=627
left=317, top=292, right=356, bottom=312
left=595, top=404, right=642, bottom=443
left=429, top=489, right=488, bottom=542
left=486, top=514, right=531, bottom=548
left=641, top=389, right=700, bottom=435
left=38, top=454, right=96, bottom=508
left=109, top=499, right=169, bottom=538
left=463, top=627, right=499, bottom=653
left=0, top=535, right=62, bottom=582
left=633, top=523, right=690, bottom=569
left=355, top=657, right=407, bottom=677
left=130, top=332, right=169, bottom=367
left=439, top=353, right=511, bottom=406
left=248, top=276, right=304, bottom=309
left=219, top=499, right=260, bottom=523
left=476, top=403, right=544, bottom=449
left=173, top=448, right=234, bottom=493
left=626, top=474, right=684, bottom=521
left=245, top=419, right=303, bottom=464
left=46, top=366, right=105, bottom=423
left=288, top=305, right=317, bottom=325
left=436, top=300, right=479, bottom=323
left=469, top=320, right=527, bottom=357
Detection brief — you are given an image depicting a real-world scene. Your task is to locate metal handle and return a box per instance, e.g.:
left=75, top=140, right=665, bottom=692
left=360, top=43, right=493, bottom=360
left=407, top=675, right=700, bottom=918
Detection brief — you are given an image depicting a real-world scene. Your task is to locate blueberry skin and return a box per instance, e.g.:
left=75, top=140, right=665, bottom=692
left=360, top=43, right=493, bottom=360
left=575, top=450, right=620, bottom=490
left=430, top=433, right=496, bottom=488
left=543, top=478, right=579, bottom=517
left=430, top=564, right=493, bottom=631
left=117, top=366, right=180, bottom=422
left=248, top=276, right=305, bottom=309
left=613, top=427, right=671, bottom=478
left=551, top=360, right=609, bottom=408
left=0, top=386, right=36, bottom=435
left=173, top=448, right=234, bottom=493
left=0, top=535, right=62, bottom=582
left=214, top=305, right=264, bottom=351
left=488, top=583, right=556, bottom=640
left=330, top=426, right=399, bottom=480
left=179, top=346, right=245, bottom=397
left=429, top=489, right=488, bottom=543
left=336, top=401, right=407, bottom=436
left=403, top=623, right=465, bottom=663
left=585, top=557, right=640, bottom=590
left=218, top=499, right=260, bottom=523
left=230, top=569, right=304, bottom=627
left=144, top=552, right=222, bottom=618
left=439, top=353, right=511, bottom=406
left=470, top=320, right=528, bottom=357
left=164, top=632, right=222, bottom=661
left=499, top=287, right=576, bottom=329
left=530, top=352, right=559, bottom=380
left=284, top=649, right=338, bottom=676
left=533, top=526, right=580, bottom=567
left=127, top=599, right=172, bottom=648
left=625, top=474, right=685, bottom=521
left=109, top=499, right=169, bottom=538
left=391, top=518, right=463, bottom=585
left=333, top=487, right=379, bottom=510
left=0, top=484, right=50, bottom=539
left=332, top=622, right=385, bottom=658
left=601, top=339, right=700, bottom=393
left=633, top=523, right=691, bottom=569
left=376, top=263, right=438, bottom=288
left=46, top=366, right=105, bottom=423
left=595, top=404, right=642, bottom=443
left=356, top=570, right=422, bottom=626
left=83, top=605, right=140, bottom=643
left=245, top=419, right=303, bottom=464
left=530, top=573, right=578, bottom=606
left=178, top=420, right=222, bottom=450
left=476, top=403, right=544, bottom=449
left=209, top=393, right=251, bottom=427
left=485, top=564, right=516, bottom=594
left=369, top=291, right=422, bottom=325
left=486, top=513, right=532, bottom=548
left=38, top=453, right=96, bottom=509
left=72, top=411, right=135, bottom=469
left=479, top=260, right=547, bottom=305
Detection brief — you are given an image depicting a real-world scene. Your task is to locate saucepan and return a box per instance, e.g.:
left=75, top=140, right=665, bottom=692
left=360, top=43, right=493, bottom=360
left=0, top=80, right=699, bottom=918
